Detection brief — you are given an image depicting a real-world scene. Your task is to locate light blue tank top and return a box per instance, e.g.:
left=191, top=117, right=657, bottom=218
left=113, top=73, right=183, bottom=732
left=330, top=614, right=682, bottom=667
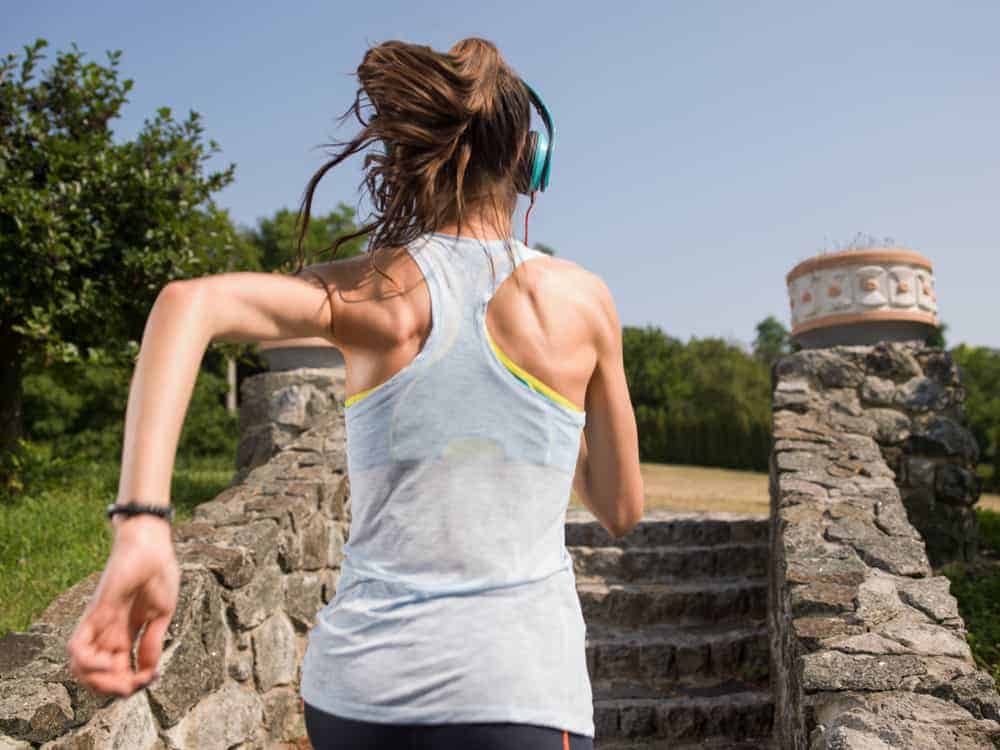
left=300, top=231, right=594, bottom=737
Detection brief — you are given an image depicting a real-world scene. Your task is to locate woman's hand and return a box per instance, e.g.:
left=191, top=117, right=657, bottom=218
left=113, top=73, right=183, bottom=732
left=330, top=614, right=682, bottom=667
left=67, top=516, right=180, bottom=698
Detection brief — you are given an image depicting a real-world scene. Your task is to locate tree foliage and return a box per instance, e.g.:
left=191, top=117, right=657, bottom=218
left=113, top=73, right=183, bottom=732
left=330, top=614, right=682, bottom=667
left=0, top=37, right=242, bottom=488
left=0, top=39, right=238, bottom=369
left=753, top=315, right=792, bottom=366
left=237, top=203, right=367, bottom=273
left=952, top=343, right=1000, bottom=490
left=926, top=321, right=948, bottom=349
left=622, top=325, right=772, bottom=470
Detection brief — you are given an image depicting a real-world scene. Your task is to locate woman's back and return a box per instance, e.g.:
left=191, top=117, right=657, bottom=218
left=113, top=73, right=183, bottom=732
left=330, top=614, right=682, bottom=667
left=300, top=231, right=597, bottom=736
left=333, top=232, right=598, bottom=417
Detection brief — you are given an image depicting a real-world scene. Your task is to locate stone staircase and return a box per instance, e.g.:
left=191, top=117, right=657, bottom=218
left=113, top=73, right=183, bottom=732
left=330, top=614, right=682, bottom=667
left=565, top=509, right=775, bottom=749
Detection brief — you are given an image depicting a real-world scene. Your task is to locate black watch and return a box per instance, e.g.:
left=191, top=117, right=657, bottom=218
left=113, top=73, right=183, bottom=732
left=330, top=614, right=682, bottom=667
left=106, top=501, right=175, bottom=524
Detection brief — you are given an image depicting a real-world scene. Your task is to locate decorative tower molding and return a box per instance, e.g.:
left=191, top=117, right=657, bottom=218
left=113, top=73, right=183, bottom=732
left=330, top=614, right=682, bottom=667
left=787, top=248, right=939, bottom=348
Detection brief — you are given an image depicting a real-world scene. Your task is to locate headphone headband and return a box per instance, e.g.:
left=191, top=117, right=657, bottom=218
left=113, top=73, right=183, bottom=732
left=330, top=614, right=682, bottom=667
left=521, top=80, right=554, bottom=193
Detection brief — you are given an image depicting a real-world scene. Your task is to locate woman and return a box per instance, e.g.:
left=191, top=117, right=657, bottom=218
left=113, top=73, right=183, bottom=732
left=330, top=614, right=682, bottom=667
left=66, top=37, right=643, bottom=749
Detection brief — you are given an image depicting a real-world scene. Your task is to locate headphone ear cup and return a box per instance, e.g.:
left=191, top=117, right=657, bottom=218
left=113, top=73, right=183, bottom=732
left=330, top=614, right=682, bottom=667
left=516, top=130, right=539, bottom=195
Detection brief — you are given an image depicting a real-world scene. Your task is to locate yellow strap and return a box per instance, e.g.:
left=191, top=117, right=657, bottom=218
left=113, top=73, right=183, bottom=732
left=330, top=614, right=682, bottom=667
left=345, top=332, right=585, bottom=414
left=485, top=328, right=584, bottom=413
left=345, top=384, right=378, bottom=407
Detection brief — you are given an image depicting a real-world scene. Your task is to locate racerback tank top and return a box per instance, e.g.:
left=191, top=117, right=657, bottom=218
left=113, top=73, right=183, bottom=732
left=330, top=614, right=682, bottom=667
left=300, top=231, right=595, bottom=738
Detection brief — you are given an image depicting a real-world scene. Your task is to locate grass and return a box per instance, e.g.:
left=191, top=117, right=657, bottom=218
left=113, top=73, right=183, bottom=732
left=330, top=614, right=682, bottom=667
left=940, top=508, right=1000, bottom=689
left=0, top=444, right=234, bottom=637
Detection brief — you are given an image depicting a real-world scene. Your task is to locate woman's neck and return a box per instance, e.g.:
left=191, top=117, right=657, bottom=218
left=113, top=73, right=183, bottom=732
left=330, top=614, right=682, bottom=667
left=433, top=217, right=513, bottom=242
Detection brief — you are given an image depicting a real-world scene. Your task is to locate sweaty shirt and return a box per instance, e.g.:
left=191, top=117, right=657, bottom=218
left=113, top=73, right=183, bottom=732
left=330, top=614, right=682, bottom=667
left=299, top=231, right=594, bottom=738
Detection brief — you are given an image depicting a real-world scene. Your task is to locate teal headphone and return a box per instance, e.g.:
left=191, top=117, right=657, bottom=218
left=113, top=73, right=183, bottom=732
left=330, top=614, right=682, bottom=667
left=516, top=80, right=555, bottom=195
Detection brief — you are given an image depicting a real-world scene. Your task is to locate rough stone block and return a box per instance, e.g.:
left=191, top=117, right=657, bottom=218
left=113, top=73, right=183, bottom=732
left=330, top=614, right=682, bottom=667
left=147, top=570, right=226, bottom=728
left=935, top=463, right=981, bottom=506
left=262, top=687, right=305, bottom=742
left=252, top=613, right=298, bottom=692
left=284, top=572, right=326, bottom=629
left=864, top=342, right=923, bottom=382
left=174, top=540, right=256, bottom=589
left=860, top=375, right=896, bottom=406
left=39, top=691, right=159, bottom=750
left=215, top=519, right=281, bottom=570
left=811, top=690, right=1000, bottom=749
left=801, top=650, right=927, bottom=692
left=223, top=564, right=284, bottom=631
left=896, top=576, right=962, bottom=624
left=0, top=679, right=73, bottom=744
left=320, top=474, right=350, bottom=519
left=867, top=408, right=911, bottom=444
left=162, top=682, right=263, bottom=750
left=301, top=514, right=331, bottom=571
left=0, top=735, right=31, bottom=750
left=909, top=415, right=980, bottom=462
left=895, top=375, right=950, bottom=412
left=902, top=455, right=936, bottom=488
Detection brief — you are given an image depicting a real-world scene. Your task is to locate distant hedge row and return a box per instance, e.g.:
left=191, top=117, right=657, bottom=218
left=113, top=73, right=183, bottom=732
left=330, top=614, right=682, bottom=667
left=622, top=326, right=772, bottom=471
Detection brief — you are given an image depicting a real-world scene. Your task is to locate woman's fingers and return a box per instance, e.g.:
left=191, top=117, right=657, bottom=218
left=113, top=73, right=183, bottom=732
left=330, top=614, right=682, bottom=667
left=78, top=664, right=157, bottom=698
left=135, top=612, right=170, bottom=675
left=67, top=611, right=117, bottom=675
left=68, top=600, right=160, bottom=697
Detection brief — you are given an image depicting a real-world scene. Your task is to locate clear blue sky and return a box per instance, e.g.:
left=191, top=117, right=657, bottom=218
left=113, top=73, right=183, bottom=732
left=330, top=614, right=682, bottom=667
left=6, top=1, right=998, bottom=348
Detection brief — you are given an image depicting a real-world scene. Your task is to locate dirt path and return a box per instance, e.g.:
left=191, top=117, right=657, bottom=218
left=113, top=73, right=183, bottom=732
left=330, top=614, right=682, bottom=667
left=570, top=462, right=1000, bottom=517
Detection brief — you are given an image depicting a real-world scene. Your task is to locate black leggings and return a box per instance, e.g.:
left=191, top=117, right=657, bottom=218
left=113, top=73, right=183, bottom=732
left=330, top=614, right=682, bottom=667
left=303, top=701, right=594, bottom=749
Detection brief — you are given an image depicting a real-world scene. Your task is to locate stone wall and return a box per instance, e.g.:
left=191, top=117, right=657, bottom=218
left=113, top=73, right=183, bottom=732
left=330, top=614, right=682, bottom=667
left=235, top=368, right=345, bottom=477
left=769, top=341, right=1000, bottom=749
left=861, top=343, right=983, bottom=565
left=0, top=371, right=351, bottom=749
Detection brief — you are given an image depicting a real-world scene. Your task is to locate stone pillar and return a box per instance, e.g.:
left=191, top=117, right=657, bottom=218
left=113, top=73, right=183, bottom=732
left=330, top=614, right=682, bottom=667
left=236, top=338, right=346, bottom=476
left=784, top=247, right=981, bottom=566
left=864, top=342, right=983, bottom=566
left=768, top=345, right=1000, bottom=749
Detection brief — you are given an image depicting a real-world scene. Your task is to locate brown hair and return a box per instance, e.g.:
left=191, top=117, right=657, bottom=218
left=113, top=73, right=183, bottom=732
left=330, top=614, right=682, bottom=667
left=293, top=37, right=534, bottom=335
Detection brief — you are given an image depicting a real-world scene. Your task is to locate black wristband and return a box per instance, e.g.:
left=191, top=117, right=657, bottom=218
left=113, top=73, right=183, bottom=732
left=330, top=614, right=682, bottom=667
left=106, top=501, right=174, bottom=524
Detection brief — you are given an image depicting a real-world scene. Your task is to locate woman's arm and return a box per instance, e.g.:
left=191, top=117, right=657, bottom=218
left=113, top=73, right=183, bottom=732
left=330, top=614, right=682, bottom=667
left=116, top=269, right=341, bottom=511
left=68, top=265, right=342, bottom=698
left=571, top=272, right=644, bottom=538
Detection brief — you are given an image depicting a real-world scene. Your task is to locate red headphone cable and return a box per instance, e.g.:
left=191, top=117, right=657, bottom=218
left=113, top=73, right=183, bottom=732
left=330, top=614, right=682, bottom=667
left=523, top=189, right=537, bottom=247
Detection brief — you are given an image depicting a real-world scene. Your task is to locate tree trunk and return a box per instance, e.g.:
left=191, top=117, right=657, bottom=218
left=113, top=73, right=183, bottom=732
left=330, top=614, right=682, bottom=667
left=0, top=324, right=25, bottom=457
left=226, top=354, right=237, bottom=414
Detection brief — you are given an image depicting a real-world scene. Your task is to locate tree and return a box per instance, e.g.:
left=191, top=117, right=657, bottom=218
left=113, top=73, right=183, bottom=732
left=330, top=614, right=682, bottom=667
left=952, top=343, right=1000, bottom=491
left=753, top=315, right=791, bottom=365
left=238, top=203, right=367, bottom=273
left=925, top=321, right=948, bottom=349
left=0, top=39, right=237, bottom=462
left=622, top=325, right=772, bottom=470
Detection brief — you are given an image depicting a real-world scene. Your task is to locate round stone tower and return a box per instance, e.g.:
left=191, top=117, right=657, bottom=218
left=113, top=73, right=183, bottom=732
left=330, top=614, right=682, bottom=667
left=786, top=247, right=940, bottom=348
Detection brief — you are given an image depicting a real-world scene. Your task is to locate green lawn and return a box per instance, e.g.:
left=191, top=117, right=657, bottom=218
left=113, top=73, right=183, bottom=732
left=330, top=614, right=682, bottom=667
left=0, top=445, right=234, bottom=637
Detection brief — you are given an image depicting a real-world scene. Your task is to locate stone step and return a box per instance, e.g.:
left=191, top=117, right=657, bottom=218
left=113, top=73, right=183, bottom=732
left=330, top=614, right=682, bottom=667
left=585, top=620, right=770, bottom=685
left=577, top=579, right=768, bottom=628
left=569, top=542, right=769, bottom=583
left=592, top=679, right=774, bottom=745
left=596, top=737, right=774, bottom=750
left=565, top=510, right=770, bottom=549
